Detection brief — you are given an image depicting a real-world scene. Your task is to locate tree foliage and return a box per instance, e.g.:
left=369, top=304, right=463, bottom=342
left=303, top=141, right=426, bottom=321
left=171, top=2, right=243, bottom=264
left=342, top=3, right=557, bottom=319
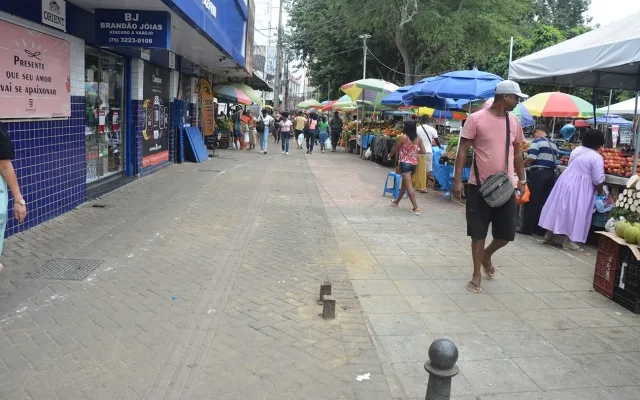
left=289, top=0, right=630, bottom=105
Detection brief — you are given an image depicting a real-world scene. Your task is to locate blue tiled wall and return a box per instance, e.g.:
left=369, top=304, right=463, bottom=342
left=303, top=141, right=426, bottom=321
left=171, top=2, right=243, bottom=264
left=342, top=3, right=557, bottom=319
left=131, top=99, right=143, bottom=174
left=3, top=96, right=86, bottom=237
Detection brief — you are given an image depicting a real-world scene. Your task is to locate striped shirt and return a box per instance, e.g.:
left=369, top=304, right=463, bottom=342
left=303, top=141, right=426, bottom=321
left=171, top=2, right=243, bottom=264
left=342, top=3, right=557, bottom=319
left=527, top=137, right=559, bottom=169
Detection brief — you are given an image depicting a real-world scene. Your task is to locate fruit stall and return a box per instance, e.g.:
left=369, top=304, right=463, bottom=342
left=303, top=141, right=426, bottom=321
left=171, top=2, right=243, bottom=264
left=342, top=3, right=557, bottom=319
left=595, top=178, right=640, bottom=313
left=557, top=147, right=637, bottom=188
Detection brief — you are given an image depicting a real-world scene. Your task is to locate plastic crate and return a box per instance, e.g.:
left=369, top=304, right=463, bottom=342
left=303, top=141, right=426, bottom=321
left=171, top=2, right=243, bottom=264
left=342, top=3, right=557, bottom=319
left=593, top=235, right=620, bottom=298
left=612, top=247, right=640, bottom=313
left=591, top=211, right=611, bottom=228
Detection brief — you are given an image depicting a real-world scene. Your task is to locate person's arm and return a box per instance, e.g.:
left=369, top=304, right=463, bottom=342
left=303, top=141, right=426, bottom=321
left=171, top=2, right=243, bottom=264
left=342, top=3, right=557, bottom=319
left=513, top=121, right=527, bottom=191
left=388, top=135, right=404, bottom=159
left=523, top=140, right=539, bottom=167
left=0, top=160, right=26, bottom=223
left=592, top=156, right=606, bottom=195
left=418, top=138, right=427, bottom=155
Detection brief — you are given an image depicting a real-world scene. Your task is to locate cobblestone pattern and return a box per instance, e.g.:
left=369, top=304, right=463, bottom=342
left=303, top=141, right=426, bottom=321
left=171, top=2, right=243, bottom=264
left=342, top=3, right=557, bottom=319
left=0, top=151, right=390, bottom=400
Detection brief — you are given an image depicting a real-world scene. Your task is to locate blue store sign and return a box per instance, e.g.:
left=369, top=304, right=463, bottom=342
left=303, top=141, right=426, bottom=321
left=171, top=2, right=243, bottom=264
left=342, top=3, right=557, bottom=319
left=94, top=9, right=171, bottom=49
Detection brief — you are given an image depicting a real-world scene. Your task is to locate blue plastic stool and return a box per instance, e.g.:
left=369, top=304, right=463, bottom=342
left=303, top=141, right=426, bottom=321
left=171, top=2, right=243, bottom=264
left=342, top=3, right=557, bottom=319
left=383, top=172, right=408, bottom=199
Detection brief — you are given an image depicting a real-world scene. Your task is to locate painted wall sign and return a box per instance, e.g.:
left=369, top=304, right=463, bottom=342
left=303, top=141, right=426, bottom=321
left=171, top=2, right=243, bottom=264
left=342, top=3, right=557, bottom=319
left=199, top=78, right=214, bottom=136
left=142, top=64, right=170, bottom=167
left=0, top=20, right=71, bottom=119
left=94, top=9, right=171, bottom=49
left=42, top=0, right=66, bottom=32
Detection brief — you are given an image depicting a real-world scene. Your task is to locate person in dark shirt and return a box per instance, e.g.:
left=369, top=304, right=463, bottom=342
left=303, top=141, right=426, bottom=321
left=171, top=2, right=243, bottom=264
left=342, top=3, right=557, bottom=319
left=0, top=122, right=26, bottom=272
left=329, top=111, right=343, bottom=152
left=520, top=124, right=559, bottom=236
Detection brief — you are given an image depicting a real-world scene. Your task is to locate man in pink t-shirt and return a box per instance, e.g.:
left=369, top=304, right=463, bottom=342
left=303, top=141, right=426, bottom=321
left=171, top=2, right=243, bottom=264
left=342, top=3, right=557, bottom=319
left=453, top=80, right=528, bottom=293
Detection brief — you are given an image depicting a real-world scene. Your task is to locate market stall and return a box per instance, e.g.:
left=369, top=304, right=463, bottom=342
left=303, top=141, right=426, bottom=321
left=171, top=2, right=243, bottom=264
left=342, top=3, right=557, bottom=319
left=510, top=13, right=640, bottom=311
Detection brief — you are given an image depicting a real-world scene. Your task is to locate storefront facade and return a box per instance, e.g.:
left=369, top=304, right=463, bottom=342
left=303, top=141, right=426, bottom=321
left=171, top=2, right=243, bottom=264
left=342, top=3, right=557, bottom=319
left=0, top=0, right=250, bottom=237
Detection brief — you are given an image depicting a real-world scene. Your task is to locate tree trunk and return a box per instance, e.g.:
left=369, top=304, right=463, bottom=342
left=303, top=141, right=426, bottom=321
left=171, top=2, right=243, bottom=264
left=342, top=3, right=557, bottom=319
left=395, top=29, right=413, bottom=86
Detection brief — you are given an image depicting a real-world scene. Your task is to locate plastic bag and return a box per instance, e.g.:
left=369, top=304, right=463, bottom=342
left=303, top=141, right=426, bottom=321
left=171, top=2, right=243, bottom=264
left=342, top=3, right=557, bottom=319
left=515, top=185, right=530, bottom=205
left=595, top=186, right=614, bottom=213
left=325, top=137, right=332, bottom=150
left=297, top=134, right=304, bottom=147
left=605, top=218, right=618, bottom=233
left=365, top=147, right=372, bottom=158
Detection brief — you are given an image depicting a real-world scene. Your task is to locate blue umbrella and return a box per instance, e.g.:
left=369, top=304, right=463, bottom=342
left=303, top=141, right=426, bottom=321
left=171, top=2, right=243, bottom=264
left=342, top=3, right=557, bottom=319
left=404, top=68, right=503, bottom=102
left=402, top=77, right=473, bottom=109
left=381, top=86, right=412, bottom=107
left=584, top=114, right=633, bottom=126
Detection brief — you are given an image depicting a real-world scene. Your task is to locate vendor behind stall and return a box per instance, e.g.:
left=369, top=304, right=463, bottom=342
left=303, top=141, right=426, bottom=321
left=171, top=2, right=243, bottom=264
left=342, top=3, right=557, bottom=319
left=519, top=124, right=559, bottom=236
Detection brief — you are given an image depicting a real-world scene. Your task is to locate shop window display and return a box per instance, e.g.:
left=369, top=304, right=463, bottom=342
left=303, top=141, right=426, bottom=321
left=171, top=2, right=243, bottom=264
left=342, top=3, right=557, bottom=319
left=85, top=47, right=125, bottom=183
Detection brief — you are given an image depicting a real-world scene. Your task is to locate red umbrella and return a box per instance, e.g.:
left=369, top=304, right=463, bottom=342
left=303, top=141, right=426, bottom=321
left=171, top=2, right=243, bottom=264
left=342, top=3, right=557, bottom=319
left=573, top=119, right=591, bottom=128
left=321, top=100, right=338, bottom=111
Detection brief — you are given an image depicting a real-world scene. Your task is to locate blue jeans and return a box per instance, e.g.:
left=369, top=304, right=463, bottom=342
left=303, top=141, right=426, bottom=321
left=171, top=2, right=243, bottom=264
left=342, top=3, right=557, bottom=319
left=281, top=132, right=290, bottom=152
left=261, top=127, right=269, bottom=152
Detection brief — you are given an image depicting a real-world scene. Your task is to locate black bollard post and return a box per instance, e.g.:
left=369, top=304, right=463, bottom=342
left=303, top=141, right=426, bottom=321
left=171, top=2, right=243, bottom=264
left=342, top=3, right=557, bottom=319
left=424, top=338, right=459, bottom=400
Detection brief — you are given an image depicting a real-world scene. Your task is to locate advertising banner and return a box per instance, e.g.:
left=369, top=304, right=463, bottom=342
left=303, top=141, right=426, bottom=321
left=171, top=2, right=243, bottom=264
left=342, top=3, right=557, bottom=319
left=199, top=78, right=214, bottom=136
left=94, top=9, right=171, bottom=49
left=142, top=64, right=170, bottom=167
left=0, top=20, right=71, bottom=119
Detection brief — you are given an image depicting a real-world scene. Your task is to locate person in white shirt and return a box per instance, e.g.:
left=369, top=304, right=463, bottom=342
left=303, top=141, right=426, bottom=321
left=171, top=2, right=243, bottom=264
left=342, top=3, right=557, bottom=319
left=413, top=115, right=439, bottom=192
left=259, top=109, right=274, bottom=154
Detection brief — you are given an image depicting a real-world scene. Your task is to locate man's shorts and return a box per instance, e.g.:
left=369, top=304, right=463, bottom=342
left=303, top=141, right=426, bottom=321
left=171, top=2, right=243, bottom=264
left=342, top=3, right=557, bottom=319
left=399, top=162, right=416, bottom=175
left=466, top=184, right=517, bottom=241
left=234, top=128, right=243, bottom=138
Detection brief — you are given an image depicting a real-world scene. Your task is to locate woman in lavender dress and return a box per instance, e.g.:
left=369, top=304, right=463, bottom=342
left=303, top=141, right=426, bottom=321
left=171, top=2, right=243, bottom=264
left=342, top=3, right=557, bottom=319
left=539, top=129, right=605, bottom=250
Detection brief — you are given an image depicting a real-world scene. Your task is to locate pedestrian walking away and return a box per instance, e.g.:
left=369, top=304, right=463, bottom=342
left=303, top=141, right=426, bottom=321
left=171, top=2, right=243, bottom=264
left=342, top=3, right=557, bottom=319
left=388, top=120, right=426, bottom=215
left=294, top=111, right=307, bottom=149
left=0, top=122, right=26, bottom=272
left=453, top=80, right=528, bottom=293
left=233, top=106, right=244, bottom=150
left=258, top=109, right=273, bottom=154
left=246, top=111, right=257, bottom=151
left=318, top=116, right=330, bottom=154
left=519, top=124, right=558, bottom=236
left=329, top=111, right=343, bottom=152
left=539, top=129, right=606, bottom=250
left=415, top=115, right=440, bottom=192
left=279, top=112, right=293, bottom=155
left=306, top=114, right=318, bottom=154
left=274, top=112, right=282, bottom=144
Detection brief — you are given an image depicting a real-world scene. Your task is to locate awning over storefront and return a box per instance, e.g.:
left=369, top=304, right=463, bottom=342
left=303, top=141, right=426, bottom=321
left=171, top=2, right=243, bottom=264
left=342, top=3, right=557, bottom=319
left=509, top=11, right=640, bottom=90
left=244, top=73, right=272, bottom=92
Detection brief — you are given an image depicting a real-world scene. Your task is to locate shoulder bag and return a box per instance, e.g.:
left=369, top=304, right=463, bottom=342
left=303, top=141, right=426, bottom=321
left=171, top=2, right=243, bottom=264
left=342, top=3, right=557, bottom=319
left=473, top=113, right=515, bottom=208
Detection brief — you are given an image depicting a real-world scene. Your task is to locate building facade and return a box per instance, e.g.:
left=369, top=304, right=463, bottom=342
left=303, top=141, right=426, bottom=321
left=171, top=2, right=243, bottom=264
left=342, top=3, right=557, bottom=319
left=0, top=0, right=252, bottom=237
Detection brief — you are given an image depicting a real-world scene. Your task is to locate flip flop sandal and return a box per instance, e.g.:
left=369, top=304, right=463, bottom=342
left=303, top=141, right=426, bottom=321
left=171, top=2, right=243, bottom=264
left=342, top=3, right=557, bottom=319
left=467, top=280, right=482, bottom=293
left=482, top=261, right=496, bottom=278
left=390, top=200, right=398, bottom=208
left=410, top=209, right=421, bottom=216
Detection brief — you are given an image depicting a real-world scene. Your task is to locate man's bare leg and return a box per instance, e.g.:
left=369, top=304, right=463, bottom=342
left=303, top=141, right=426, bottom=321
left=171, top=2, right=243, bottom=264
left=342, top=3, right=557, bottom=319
left=482, top=239, right=508, bottom=277
left=469, top=239, right=485, bottom=292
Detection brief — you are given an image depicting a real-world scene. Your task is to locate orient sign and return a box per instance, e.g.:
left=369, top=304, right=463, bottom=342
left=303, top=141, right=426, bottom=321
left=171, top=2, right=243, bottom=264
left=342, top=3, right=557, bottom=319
left=42, top=0, right=66, bottom=32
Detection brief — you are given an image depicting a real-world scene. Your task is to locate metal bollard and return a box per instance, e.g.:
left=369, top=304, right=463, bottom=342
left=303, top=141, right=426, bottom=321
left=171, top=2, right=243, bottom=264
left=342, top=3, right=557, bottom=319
left=424, top=339, right=459, bottom=400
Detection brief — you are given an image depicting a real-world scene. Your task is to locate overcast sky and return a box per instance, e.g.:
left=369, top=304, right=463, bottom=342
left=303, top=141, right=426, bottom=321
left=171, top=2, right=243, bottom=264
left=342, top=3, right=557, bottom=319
left=587, top=0, right=640, bottom=26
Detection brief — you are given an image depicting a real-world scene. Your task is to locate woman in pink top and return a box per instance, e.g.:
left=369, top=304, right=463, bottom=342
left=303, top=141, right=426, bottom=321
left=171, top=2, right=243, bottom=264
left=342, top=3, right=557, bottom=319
left=388, top=120, right=426, bottom=215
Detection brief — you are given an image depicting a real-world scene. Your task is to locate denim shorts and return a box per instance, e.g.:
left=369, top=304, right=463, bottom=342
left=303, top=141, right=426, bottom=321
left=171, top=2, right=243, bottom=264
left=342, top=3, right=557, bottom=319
left=399, top=162, right=416, bottom=175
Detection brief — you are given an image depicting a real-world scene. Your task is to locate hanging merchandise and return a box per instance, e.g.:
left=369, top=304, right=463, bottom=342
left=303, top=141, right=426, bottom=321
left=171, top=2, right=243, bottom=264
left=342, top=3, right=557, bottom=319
left=199, top=78, right=215, bottom=136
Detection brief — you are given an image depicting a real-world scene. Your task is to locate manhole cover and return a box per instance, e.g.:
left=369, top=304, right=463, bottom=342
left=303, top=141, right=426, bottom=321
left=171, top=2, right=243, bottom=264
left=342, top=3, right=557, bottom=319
left=26, top=259, right=104, bottom=281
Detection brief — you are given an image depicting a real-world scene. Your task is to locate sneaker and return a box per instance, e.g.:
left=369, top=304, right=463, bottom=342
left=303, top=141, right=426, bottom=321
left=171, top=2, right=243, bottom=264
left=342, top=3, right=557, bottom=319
left=286, top=152, right=289, bottom=155
left=322, top=150, right=325, bottom=154
left=282, top=151, right=285, bottom=155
